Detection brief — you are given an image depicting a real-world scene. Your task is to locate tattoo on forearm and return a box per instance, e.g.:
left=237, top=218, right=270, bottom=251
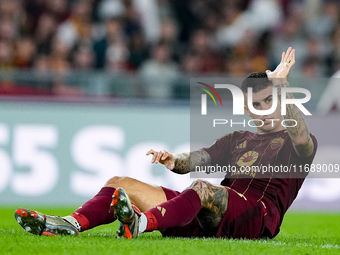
left=172, top=150, right=211, bottom=174
left=189, top=180, right=228, bottom=231
left=275, top=82, right=313, bottom=157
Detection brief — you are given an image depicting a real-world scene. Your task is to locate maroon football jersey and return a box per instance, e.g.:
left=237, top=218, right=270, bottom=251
left=203, top=129, right=318, bottom=237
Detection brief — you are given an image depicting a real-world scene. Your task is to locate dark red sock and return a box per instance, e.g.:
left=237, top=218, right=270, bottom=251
left=146, top=189, right=201, bottom=231
left=71, top=187, right=116, bottom=231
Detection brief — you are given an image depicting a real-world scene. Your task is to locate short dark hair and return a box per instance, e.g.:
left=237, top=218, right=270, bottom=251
left=241, top=72, right=272, bottom=93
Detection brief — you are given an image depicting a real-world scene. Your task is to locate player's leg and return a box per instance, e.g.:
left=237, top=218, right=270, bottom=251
left=144, top=179, right=228, bottom=233
left=15, top=176, right=168, bottom=236
left=113, top=179, right=229, bottom=238
left=70, top=176, right=167, bottom=231
left=104, top=176, right=167, bottom=212
left=189, top=180, right=229, bottom=233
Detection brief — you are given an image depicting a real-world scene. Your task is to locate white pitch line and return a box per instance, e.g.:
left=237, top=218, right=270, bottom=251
left=257, top=240, right=340, bottom=250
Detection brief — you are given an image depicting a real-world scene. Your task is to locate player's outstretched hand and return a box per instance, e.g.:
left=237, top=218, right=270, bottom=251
left=266, top=47, right=295, bottom=82
left=146, top=149, right=175, bottom=170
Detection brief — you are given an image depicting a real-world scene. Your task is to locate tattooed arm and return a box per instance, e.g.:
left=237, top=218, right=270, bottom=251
left=274, top=82, right=314, bottom=157
left=172, top=150, right=211, bottom=174
left=146, top=149, right=211, bottom=174
left=266, top=47, right=314, bottom=158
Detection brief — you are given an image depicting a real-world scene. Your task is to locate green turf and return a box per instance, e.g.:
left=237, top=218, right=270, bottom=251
left=0, top=207, right=339, bottom=255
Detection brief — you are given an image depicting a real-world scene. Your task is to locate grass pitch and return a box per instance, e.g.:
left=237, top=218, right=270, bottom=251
left=0, top=207, right=339, bottom=255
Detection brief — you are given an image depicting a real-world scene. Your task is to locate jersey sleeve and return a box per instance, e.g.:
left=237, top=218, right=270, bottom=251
left=203, top=133, right=232, bottom=166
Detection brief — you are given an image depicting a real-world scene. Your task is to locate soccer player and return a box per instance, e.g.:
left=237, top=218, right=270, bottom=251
left=15, top=47, right=317, bottom=239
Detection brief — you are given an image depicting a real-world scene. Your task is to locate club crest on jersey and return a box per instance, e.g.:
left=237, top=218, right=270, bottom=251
left=270, top=137, right=284, bottom=150
left=237, top=151, right=258, bottom=166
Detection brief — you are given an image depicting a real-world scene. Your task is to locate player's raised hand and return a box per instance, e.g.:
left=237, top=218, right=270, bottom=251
left=266, top=47, right=295, bottom=81
left=146, top=149, right=175, bottom=170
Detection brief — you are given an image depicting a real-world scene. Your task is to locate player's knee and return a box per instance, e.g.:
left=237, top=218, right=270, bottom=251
left=104, top=176, right=128, bottom=188
left=189, top=179, right=211, bottom=193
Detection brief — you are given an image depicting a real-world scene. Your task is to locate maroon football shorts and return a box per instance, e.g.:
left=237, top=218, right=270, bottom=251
left=160, top=186, right=269, bottom=239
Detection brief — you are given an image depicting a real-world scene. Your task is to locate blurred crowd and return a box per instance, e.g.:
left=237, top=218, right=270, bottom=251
left=0, top=0, right=339, bottom=98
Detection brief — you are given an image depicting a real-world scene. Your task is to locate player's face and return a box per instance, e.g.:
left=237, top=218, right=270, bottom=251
left=244, top=86, right=284, bottom=134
